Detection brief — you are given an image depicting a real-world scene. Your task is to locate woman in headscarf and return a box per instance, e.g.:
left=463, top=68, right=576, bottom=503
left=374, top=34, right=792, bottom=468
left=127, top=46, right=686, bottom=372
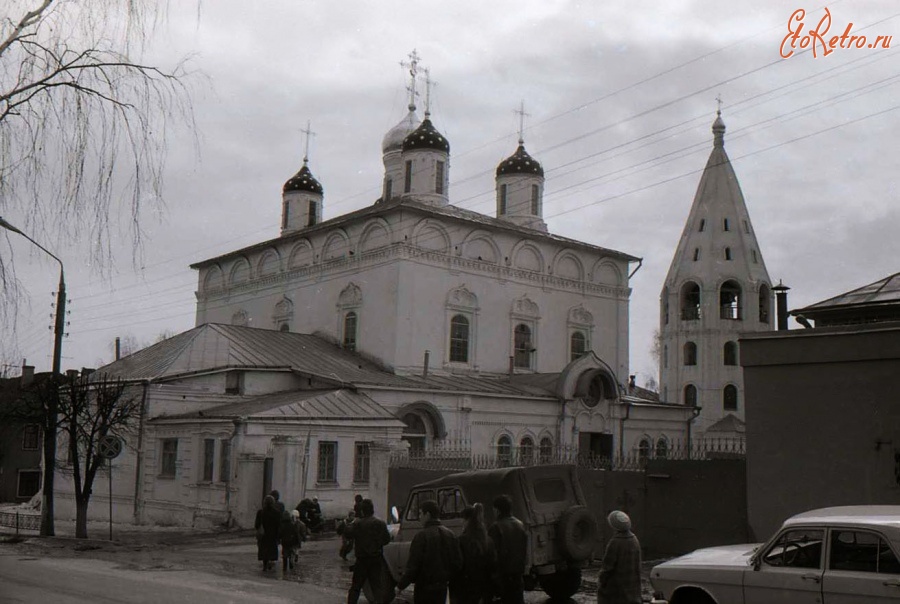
left=255, top=495, right=281, bottom=571
left=597, top=510, right=642, bottom=604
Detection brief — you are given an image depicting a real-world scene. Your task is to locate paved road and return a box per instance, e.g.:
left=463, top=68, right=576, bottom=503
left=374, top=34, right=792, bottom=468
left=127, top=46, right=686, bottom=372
left=0, top=550, right=342, bottom=603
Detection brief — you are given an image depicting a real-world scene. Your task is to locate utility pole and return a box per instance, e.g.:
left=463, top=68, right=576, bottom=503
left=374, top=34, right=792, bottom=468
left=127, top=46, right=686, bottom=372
left=0, top=216, right=66, bottom=536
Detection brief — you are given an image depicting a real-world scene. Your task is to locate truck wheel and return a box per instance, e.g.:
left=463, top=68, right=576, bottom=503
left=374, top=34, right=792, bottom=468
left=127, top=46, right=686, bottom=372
left=363, top=562, right=396, bottom=604
left=538, top=567, right=582, bottom=600
left=557, top=505, right=598, bottom=561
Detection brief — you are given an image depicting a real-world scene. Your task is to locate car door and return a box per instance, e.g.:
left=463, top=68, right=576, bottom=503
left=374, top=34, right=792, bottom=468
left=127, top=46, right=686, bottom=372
left=744, top=528, right=824, bottom=604
left=385, top=488, right=436, bottom=580
left=822, top=528, right=900, bottom=603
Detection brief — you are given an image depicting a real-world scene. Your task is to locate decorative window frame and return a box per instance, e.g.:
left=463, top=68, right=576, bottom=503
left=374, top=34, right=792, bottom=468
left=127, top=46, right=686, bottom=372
left=337, top=282, right=363, bottom=349
left=272, top=295, right=294, bottom=331
left=510, top=295, right=540, bottom=372
left=567, top=305, right=594, bottom=362
left=445, top=285, right=479, bottom=370
left=231, top=309, right=249, bottom=327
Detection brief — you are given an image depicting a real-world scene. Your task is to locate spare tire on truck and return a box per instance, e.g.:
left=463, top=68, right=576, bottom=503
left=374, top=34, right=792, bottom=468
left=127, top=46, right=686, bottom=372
left=556, top=505, right=598, bottom=562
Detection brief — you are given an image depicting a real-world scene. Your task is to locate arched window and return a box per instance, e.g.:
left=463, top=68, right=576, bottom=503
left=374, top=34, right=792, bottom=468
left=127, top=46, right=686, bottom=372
left=343, top=311, right=358, bottom=351
left=539, top=437, right=553, bottom=464
left=449, top=314, right=470, bottom=363
left=724, top=385, right=738, bottom=411
left=684, top=384, right=698, bottom=407
left=724, top=341, right=738, bottom=366
left=681, top=282, right=701, bottom=320
left=683, top=341, right=697, bottom=366
left=497, top=435, right=512, bottom=467
left=656, top=438, right=669, bottom=459
left=279, top=323, right=290, bottom=332
left=720, top=280, right=742, bottom=320
left=570, top=331, right=587, bottom=361
left=638, top=438, right=651, bottom=461
left=514, top=324, right=532, bottom=369
left=519, top=437, right=534, bottom=466
left=759, top=284, right=771, bottom=323
left=402, top=413, right=427, bottom=452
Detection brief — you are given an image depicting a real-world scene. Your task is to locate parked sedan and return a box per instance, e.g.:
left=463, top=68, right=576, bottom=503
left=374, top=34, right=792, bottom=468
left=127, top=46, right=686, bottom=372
left=650, top=505, right=900, bottom=604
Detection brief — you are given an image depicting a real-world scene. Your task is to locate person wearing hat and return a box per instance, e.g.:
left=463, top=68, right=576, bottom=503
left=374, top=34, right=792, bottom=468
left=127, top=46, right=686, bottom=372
left=597, top=510, right=642, bottom=604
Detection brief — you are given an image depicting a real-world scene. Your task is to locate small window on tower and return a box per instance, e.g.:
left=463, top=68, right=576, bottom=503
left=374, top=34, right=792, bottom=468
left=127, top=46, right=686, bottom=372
left=384, top=178, right=393, bottom=201
left=724, top=218, right=730, bottom=231
left=699, top=219, right=706, bottom=232
left=743, top=220, right=750, bottom=233
left=307, top=200, right=317, bottom=227
left=499, top=184, right=508, bottom=215
left=531, top=185, right=539, bottom=215
left=725, top=247, right=732, bottom=261
left=282, top=201, right=289, bottom=229
left=693, top=248, right=700, bottom=261
left=404, top=160, right=413, bottom=193
left=751, top=250, right=758, bottom=263
left=435, top=161, right=445, bottom=195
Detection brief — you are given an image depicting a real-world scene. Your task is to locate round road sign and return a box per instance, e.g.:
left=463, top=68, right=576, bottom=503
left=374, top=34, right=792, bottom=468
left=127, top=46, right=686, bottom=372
left=98, top=435, right=123, bottom=459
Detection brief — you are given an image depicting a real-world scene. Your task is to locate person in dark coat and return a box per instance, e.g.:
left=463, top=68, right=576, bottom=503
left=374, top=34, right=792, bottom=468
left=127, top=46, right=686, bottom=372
left=338, top=509, right=357, bottom=560
left=270, top=489, right=286, bottom=514
left=345, top=498, right=391, bottom=604
left=451, top=502, right=495, bottom=604
left=280, top=509, right=308, bottom=573
left=597, top=510, right=642, bottom=604
left=255, top=495, right=281, bottom=571
left=488, top=494, right=527, bottom=604
left=397, top=499, right=463, bottom=604
left=353, top=493, right=364, bottom=517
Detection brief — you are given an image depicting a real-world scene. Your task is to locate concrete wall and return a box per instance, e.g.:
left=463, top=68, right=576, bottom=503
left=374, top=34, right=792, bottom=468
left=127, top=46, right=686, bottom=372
left=741, top=324, right=900, bottom=540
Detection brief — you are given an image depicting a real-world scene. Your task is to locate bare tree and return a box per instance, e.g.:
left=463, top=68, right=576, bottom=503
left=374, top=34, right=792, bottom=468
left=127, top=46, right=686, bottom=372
left=60, top=372, right=140, bottom=538
left=0, top=0, right=197, bottom=535
left=0, top=0, right=198, bottom=312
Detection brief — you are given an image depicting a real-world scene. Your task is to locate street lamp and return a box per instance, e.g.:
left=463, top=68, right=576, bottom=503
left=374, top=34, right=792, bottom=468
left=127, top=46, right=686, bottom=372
left=0, top=216, right=65, bottom=536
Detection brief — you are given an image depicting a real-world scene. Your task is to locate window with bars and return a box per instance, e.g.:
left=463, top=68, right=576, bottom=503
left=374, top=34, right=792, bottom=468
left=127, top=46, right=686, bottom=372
left=22, top=425, right=39, bottom=450
left=436, top=161, right=445, bottom=194
left=531, top=184, right=539, bottom=215
left=160, top=438, right=178, bottom=477
left=219, top=439, right=231, bottom=483
left=514, top=323, right=533, bottom=369
left=307, top=200, right=317, bottom=227
left=353, top=442, right=370, bottom=483
left=317, top=441, right=337, bottom=483
left=497, top=435, right=512, bottom=467
left=449, top=314, right=470, bottom=363
left=499, top=184, right=508, bottom=214
left=343, top=311, right=358, bottom=351
left=570, top=331, right=587, bottom=362
left=202, top=438, right=215, bottom=482
left=404, top=160, right=412, bottom=193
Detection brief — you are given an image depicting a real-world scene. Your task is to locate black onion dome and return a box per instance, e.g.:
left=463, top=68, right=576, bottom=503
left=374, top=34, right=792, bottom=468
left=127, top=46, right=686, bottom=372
left=401, top=118, right=450, bottom=153
left=283, top=164, right=323, bottom=194
left=496, top=144, right=544, bottom=178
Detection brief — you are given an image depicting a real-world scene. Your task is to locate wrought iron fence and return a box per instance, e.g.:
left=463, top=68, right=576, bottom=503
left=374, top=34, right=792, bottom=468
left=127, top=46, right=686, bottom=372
left=390, top=437, right=745, bottom=472
left=0, top=509, right=40, bottom=533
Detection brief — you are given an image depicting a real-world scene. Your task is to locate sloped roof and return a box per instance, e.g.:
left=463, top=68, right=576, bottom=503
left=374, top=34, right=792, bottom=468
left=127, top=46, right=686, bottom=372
left=705, top=413, right=746, bottom=434
left=155, top=388, right=403, bottom=425
left=793, top=272, right=900, bottom=315
left=95, top=324, right=557, bottom=399
left=190, top=197, right=639, bottom=269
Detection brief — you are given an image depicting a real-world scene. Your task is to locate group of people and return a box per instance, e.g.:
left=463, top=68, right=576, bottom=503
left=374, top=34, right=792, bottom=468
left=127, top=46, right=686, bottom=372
left=348, top=494, right=642, bottom=604
left=254, top=490, right=310, bottom=573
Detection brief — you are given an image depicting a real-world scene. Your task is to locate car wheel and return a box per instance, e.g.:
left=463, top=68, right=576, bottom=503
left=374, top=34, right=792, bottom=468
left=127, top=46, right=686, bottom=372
left=362, top=562, right=396, bottom=604
left=557, top=505, right=599, bottom=561
left=538, top=567, right=582, bottom=600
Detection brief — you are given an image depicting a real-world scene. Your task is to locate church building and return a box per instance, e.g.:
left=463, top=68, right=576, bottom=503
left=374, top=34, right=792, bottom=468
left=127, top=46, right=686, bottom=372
left=658, top=111, right=774, bottom=438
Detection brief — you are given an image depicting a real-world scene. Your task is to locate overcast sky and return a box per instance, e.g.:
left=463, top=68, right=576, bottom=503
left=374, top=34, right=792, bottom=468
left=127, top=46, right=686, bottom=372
left=3, top=0, right=898, bottom=386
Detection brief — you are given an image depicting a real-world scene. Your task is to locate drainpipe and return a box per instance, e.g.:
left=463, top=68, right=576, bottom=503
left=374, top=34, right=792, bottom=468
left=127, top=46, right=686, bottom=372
left=628, top=258, right=644, bottom=280
left=132, top=379, right=150, bottom=524
left=224, top=417, right=244, bottom=526
left=618, top=402, right=632, bottom=458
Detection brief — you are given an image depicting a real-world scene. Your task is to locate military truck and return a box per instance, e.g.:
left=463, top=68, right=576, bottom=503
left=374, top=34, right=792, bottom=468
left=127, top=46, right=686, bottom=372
left=365, top=464, right=599, bottom=602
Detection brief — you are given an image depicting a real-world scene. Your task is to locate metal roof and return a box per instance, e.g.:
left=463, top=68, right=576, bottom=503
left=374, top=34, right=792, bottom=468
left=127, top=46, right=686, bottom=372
left=705, top=413, right=746, bottom=434
left=154, top=388, right=404, bottom=424
left=94, top=324, right=558, bottom=398
left=793, top=272, right=900, bottom=314
left=190, top=197, right=639, bottom=269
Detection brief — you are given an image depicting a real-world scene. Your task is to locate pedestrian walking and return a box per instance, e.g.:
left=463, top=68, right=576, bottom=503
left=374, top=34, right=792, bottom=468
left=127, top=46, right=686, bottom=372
left=280, top=509, right=308, bottom=573
left=488, top=494, right=527, bottom=604
left=597, top=510, right=642, bottom=604
left=451, top=502, right=495, bottom=604
left=345, top=498, right=392, bottom=604
left=255, top=495, right=281, bottom=571
left=353, top=493, right=364, bottom=517
left=396, top=499, right=463, bottom=604
left=338, top=509, right=357, bottom=560
left=270, top=489, right=286, bottom=514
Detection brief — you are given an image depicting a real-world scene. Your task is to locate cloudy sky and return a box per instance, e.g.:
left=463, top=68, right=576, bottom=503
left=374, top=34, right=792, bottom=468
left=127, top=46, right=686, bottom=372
left=3, top=0, right=898, bottom=385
